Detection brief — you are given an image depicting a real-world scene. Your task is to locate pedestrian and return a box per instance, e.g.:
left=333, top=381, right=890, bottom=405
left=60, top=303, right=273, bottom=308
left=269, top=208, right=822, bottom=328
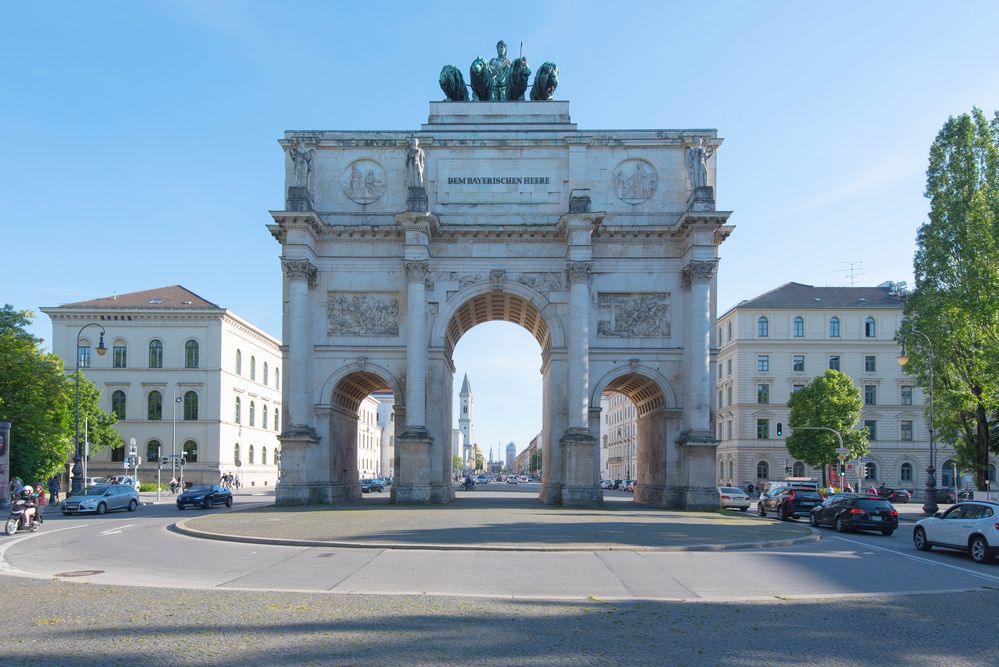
left=169, top=476, right=178, bottom=494
left=35, top=484, right=46, bottom=507
left=747, top=483, right=754, bottom=498
left=48, top=475, right=61, bottom=503
left=844, top=483, right=853, bottom=493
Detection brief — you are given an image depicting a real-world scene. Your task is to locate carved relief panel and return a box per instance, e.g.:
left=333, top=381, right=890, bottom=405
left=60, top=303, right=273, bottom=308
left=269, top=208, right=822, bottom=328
left=327, top=293, right=400, bottom=336
left=597, top=293, right=671, bottom=338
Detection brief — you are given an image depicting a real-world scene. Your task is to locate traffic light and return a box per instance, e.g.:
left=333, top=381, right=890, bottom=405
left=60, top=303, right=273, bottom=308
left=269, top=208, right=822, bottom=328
left=776, top=422, right=783, bottom=437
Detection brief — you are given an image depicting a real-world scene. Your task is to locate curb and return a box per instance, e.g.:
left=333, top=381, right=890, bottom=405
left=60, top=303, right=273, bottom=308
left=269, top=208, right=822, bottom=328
left=173, top=517, right=820, bottom=553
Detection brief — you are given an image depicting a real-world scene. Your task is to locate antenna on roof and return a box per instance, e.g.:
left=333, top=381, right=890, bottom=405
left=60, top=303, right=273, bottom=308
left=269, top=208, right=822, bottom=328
left=840, top=261, right=866, bottom=287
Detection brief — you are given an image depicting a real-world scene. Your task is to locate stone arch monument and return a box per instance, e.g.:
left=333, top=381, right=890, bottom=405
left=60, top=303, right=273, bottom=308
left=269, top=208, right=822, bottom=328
left=269, top=83, right=733, bottom=509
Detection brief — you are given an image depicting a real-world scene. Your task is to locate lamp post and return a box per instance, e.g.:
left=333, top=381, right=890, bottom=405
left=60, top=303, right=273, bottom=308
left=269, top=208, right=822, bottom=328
left=898, top=328, right=936, bottom=514
left=73, top=323, right=107, bottom=496
left=172, top=388, right=182, bottom=479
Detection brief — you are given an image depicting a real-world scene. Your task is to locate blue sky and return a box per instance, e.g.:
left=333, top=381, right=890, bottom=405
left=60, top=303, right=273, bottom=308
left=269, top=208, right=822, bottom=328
left=4, top=1, right=999, bottom=455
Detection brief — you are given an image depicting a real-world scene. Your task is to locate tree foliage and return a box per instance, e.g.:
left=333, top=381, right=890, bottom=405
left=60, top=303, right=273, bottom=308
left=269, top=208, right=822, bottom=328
left=786, top=370, right=868, bottom=486
left=904, top=108, right=999, bottom=490
left=0, top=306, right=119, bottom=483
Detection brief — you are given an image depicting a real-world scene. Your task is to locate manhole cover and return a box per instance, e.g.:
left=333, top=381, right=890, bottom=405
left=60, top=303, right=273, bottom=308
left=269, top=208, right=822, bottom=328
left=54, top=570, right=104, bottom=578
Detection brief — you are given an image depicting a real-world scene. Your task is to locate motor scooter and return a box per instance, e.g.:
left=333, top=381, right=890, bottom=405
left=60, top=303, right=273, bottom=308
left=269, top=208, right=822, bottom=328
left=5, top=500, right=42, bottom=535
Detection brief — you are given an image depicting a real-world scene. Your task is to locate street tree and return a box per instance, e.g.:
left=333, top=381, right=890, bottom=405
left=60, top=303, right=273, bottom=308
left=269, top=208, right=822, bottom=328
left=786, top=369, right=869, bottom=486
left=904, top=108, right=999, bottom=490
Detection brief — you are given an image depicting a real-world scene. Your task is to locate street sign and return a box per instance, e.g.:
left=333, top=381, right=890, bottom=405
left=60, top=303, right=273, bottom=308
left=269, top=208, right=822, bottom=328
left=235, top=460, right=242, bottom=468
left=846, top=463, right=854, bottom=471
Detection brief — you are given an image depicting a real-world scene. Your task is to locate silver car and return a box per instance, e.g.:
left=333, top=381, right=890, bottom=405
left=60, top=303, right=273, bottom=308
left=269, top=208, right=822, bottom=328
left=717, top=486, right=751, bottom=511
left=62, top=483, right=140, bottom=515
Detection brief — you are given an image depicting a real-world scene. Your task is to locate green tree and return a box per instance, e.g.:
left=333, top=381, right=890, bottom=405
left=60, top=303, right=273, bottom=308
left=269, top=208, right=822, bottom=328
left=786, top=370, right=868, bottom=486
left=530, top=449, right=542, bottom=474
left=0, top=306, right=119, bottom=483
left=904, top=108, right=999, bottom=490
left=474, top=447, right=484, bottom=472
left=452, top=454, right=463, bottom=473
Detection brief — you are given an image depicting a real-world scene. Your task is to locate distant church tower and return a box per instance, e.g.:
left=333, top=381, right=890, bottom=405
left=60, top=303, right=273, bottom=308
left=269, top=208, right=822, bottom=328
left=506, top=442, right=516, bottom=470
left=459, top=373, right=475, bottom=467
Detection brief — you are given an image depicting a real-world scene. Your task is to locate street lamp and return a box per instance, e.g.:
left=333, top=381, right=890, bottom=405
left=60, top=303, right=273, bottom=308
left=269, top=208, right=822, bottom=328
left=73, top=323, right=107, bottom=496
left=898, top=328, right=936, bottom=514
left=172, top=389, right=183, bottom=479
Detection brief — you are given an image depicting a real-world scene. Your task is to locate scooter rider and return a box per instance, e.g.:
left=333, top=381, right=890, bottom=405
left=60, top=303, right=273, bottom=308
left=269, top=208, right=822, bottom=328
left=17, top=485, right=36, bottom=528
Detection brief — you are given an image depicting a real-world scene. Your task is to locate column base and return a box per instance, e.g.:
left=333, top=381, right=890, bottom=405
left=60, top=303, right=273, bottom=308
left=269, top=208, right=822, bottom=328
left=677, top=430, right=719, bottom=511
left=678, top=486, right=720, bottom=511
left=276, top=482, right=334, bottom=506
left=394, top=428, right=433, bottom=504
left=634, top=484, right=670, bottom=508
left=538, top=483, right=562, bottom=505
left=559, top=428, right=602, bottom=508
left=276, top=428, right=321, bottom=505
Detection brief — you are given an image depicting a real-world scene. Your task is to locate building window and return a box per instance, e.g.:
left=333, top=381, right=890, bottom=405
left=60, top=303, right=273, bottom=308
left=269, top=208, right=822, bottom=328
left=728, top=460, right=733, bottom=480
left=793, top=316, right=804, bottom=338
left=719, top=461, right=724, bottom=480
left=793, top=355, right=805, bottom=372
left=250, top=356, right=256, bottom=381
left=726, top=386, right=732, bottom=406
left=274, top=408, right=279, bottom=432
left=147, top=390, right=163, bottom=420
left=111, top=444, right=125, bottom=462
left=942, top=460, right=956, bottom=488
left=183, top=391, right=198, bottom=420
left=726, top=421, right=732, bottom=440
left=829, top=317, right=840, bottom=338
left=901, top=386, right=913, bottom=406
left=262, top=446, right=268, bottom=466
left=249, top=401, right=255, bottom=427
left=901, top=462, right=913, bottom=482
left=865, top=317, right=876, bottom=338
left=78, top=344, right=92, bottom=368
left=264, top=362, right=269, bottom=385
left=792, top=384, right=804, bottom=393
left=901, top=420, right=913, bottom=441
left=148, top=340, right=163, bottom=369
left=757, top=461, right=769, bottom=480
left=275, top=368, right=279, bottom=389
left=864, top=385, right=877, bottom=405
left=113, top=344, right=127, bottom=369
left=185, top=340, right=199, bottom=368
left=262, top=407, right=268, bottom=430
left=147, top=440, right=161, bottom=463
left=718, top=389, right=723, bottom=407
left=249, top=444, right=255, bottom=465
left=757, top=384, right=769, bottom=404
left=865, top=462, right=877, bottom=481
left=758, top=316, right=769, bottom=337
left=234, top=397, right=241, bottom=425
left=111, top=390, right=127, bottom=419
left=727, top=321, right=732, bottom=341
left=828, top=355, right=840, bottom=371
left=726, top=359, right=732, bottom=376
left=865, top=419, right=877, bottom=440
left=234, top=444, right=241, bottom=466
left=793, top=461, right=805, bottom=477
left=757, top=419, right=770, bottom=439
left=865, top=355, right=876, bottom=372
left=757, top=355, right=769, bottom=372
left=236, top=349, right=242, bottom=375
left=183, top=440, right=198, bottom=463
left=717, top=363, right=722, bottom=379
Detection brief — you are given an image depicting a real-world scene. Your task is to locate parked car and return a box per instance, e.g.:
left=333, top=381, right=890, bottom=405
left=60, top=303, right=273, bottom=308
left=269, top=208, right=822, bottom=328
left=717, top=486, right=751, bottom=511
left=931, top=488, right=959, bottom=504
left=600, top=480, right=614, bottom=490
left=758, top=486, right=822, bottom=520
left=506, top=476, right=518, bottom=484
left=361, top=479, right=385, bottom=493
left=913, top=501, right=999, bottom=564
left=63, top=483, right=140, bottom=515
left=177, top=484, right=233, bottom=510
left=760, top=478, right=821, bottom=502
left=83, top=476, right=109, bottom=488
left=809, top=496, right=898, bottom=535
left=519, top=475, right=530, bottom=483
left=474, top=475, right=489, bottom=485
left=887, top=489, right=912, bottom=504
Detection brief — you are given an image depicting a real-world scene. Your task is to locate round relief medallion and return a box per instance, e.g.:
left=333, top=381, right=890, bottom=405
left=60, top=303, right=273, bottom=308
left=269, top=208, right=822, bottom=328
left=341, top=159, right=386, bottom=204
left=612, top=159, right=658, bottom=204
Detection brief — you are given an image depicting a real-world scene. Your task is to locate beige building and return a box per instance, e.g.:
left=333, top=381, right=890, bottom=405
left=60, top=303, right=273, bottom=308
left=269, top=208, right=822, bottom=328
left=714, top=282, right=970, bottom=495
left=43, top=286, right=283, bottom=489
left=602, top=392, right=637, bottom=480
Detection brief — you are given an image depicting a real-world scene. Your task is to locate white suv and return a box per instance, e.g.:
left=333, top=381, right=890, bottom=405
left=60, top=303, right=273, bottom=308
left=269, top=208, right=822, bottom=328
left=913, top=501, right=999, bottom=564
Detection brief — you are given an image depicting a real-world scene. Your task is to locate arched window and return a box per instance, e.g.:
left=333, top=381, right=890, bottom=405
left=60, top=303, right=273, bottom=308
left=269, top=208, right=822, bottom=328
left=111, top=390, right=127, bottom=419
left=793, top=461, right=805, bottom=477
left=234, top=444, right=241, bottom=466
left=793, top=316, right=804, bottom=338
left=147, top=390, right=163, bottom=420
left=756, top=461, right=769, bottom=479
left=146, top=440, right=161, bottom=463
left=275, top=368, right=280, bottom=389
left=249, top=401, right=255, bottom=427
left=249, top=444, right=255, bottom=464
left=263, top=362, right=269, bottom=385
left=183, top=391, right=198, bottom=420
left=262, top=446, right=268, bottom=466
left=829, top=317, right=840, bottom=338
left=864, top=462, right=877, bottom=481
left=942, top=459, right=955, bottom=488
left=234, top=397, right=241, bottom=425
left=274, top=408, right=279, bottom=432
left=183, top=440, right=198, bottom=463
left=901, top=462, right=913, bottom=482
left=758, top=316, right=769, bottom=337
left=865, top=317, right=876, bottom=338
left=148, top=340, right=163, bottom=368
left=250, top=356, right=256, bottom=381
left=185, top=340, right=199, bottom=368
left=235, top=349, right=242, bottom=375
left=262, top=406, right=268, bottom=430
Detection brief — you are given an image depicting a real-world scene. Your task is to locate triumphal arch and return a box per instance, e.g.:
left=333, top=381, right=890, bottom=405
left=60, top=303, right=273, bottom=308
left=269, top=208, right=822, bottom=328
left=269, top=48, right=733, bottom=509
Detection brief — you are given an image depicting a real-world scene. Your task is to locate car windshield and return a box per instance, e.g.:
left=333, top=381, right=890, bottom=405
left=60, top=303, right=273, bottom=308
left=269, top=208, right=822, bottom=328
left=794, top=491, right=821, bottom=500
left=187, top=485, right=212, bottom=493
left=720, top=487, right=743, bottom=494
left=83, top=485, right=110, bottom=495
left=856, top=499, right=893, bottom=510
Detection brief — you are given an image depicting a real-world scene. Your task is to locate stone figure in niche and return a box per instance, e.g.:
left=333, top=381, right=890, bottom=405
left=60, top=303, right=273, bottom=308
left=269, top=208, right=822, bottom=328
left=685, top=138, right=714, bottom=190
left=290, top=139, right=315, bottom=188
left=405, top=138, right=425, bottom=188
left=439, top=40, right=555, bottom=101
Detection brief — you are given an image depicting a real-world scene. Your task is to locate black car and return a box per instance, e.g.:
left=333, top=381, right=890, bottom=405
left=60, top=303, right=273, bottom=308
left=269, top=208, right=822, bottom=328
left=177, top=484, right=233, bottom=510
left=757, top=486, right=822, bottom=520
left=810, top=496, right=898, bottom=535
left=361, top=479, right=384, bottom=493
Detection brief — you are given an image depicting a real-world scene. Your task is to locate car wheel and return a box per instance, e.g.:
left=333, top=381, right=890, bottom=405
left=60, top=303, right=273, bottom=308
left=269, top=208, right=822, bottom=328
left=757, top=503, right=766, bottom=517
left=177, top=505, right=184, bottom=511
left=225, top=496, right=233, bottom=508
left=203, top=498, right=211, bottom=510
left=778, top=505, right=788, bottom=521
left=809, top=513, right=819, bottom=528
left=881, top=529, right=895, bottom=537
left=96, top=502, right=107, bottom=515
left=127, top=499, right=137, bottom=512
left=913, top=527, right=932, bottom=551
left=970, top=536, right=990, bottom=564
left=739, top=507, right=748, bottom=512
left=834, top=516, right=846, bottom=533
left=62, top=511, right=70, bottom=516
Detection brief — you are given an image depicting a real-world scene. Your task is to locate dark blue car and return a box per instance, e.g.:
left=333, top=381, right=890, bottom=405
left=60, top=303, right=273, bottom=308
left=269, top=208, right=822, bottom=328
left=177, top=484, right=233, bottom=510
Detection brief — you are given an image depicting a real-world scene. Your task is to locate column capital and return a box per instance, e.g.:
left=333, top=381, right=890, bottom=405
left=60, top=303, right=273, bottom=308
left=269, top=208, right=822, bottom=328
left=681, top=259, right=718, bottom=288
left=403, top=259, right=430, bottom=283
left=281, top=258, right=318, bottom=286
left=566, top=260, right=593, bottom=287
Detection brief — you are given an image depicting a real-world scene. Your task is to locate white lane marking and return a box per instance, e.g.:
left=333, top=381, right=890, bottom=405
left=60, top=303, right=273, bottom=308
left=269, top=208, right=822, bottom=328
left=100, top=524, right=135, bottom=536
left=0, top=524, right=92, bottom=574
left=828, top=534, right=999, bottom=584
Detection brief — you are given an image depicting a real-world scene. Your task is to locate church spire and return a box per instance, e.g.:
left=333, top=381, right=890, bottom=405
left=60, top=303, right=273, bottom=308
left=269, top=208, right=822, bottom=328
left=460, top=373, right=472, bottom=396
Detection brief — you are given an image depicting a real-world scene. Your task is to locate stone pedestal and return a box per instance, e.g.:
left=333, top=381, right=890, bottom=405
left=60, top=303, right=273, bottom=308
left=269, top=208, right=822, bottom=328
left=275, top=428, right=325, bottom=505
left=559, top=428, right=602, bottom=507
left=286, top=186, right=314, bottom=212
left=394, top=429, right=433, bottom=503
left=677, top=431, right=719, bottom=510
left=686, top=186, right=715, bottom=211
left=406, top=186, right=429, bottom=212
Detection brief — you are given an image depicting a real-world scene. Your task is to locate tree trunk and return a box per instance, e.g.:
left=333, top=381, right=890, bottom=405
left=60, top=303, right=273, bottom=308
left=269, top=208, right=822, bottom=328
left=976, top=401, right=990, bottom=491
left=821, top=462, right=827, bottom=487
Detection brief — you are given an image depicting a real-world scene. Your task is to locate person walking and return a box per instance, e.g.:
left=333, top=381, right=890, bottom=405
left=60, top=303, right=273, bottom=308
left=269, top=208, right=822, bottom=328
left=47, top=476, right=61, bottom=504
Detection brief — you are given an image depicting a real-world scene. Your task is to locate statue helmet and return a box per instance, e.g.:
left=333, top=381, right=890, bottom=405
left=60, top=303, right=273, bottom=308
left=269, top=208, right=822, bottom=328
left=496, top=40, right=507, bottom=53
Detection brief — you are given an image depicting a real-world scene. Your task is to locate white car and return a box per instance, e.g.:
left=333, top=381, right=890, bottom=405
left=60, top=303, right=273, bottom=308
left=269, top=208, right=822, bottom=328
left=913, top=501, right=999, bottom=564
left=600, top=480, right=614, bottom=489
left=717, top=486, right=751, bottom=511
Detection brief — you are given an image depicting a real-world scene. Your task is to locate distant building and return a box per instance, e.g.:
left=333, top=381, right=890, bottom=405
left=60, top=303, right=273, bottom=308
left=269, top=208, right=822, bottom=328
left=506, top=442, right=516, bottom=470
left=458, top=373, right=475, bottom=468
left=42, top=286, right=282, bottom=488
left=373, top=392, right=395, bottom=479
left=515, top=433, right=542, bottom=475
left=357, top=395, right=383, bottom=479
left=603, top=392, right=637, bottom=480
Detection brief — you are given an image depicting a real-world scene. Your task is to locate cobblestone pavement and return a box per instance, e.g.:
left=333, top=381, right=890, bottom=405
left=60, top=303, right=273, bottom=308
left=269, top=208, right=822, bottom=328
left=2, top=576, right=995, bottom=666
